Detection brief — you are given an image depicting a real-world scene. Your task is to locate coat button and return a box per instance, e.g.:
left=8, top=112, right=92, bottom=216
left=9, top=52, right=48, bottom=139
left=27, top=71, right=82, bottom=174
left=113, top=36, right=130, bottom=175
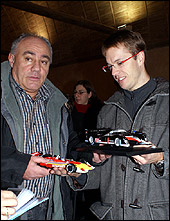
left=121, top=164, right=126, bottom=171
left=133, top=166, right=145, bottom=173
left=129, top=199, right=142, bottom=209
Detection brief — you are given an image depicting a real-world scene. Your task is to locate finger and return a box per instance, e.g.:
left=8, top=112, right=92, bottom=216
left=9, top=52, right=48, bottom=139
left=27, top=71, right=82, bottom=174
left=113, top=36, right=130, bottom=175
left=50, top=167, right=67, bottom=176
left=1, top=198, right=18, bottom=207
left=99, top=154, right=108, bottom=161
left=1, top=207, right=16, bottom=216
left=93, top=153, right=101, bottom=163
left=50, top=170, right=64, bottom=176
left=106, top=155, right=112, bottom=159
left=67, top=172, right=81, bottom=178
left=1, top=214, right=8, bottom=220
left=133, top=155, right=148, bottom=165
left=2, top=191, right=17, bottom=199
left=132, top=155, right=143, bottom=164
left=7, top=207, right=16, bottom=215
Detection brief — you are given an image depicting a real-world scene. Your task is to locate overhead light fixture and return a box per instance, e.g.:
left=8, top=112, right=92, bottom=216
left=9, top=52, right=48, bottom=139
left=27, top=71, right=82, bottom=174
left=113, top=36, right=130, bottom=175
left=117, top=24, right=127, bottom=30
left=117, top=24, right=132, bottom=31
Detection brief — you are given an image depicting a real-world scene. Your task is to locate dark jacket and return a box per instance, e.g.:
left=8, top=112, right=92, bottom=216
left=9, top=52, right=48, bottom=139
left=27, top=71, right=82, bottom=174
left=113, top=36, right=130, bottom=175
left=71, top=99, right=103, bottom=141
left=1, top=114, right=31, bottom=189
left=67, top=77, right=169, bottom=220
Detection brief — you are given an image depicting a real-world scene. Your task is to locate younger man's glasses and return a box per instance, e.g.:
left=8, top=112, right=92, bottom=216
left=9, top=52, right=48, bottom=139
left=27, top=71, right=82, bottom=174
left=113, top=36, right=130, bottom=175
left=102, top=50, right=143, bottom=73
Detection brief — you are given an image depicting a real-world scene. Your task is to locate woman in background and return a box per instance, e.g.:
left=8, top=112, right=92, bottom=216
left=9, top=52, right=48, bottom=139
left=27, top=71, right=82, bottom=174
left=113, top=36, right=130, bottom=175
left=70, top=80, right=103, bottom=220
left=71, top=80, right=103, bottom=142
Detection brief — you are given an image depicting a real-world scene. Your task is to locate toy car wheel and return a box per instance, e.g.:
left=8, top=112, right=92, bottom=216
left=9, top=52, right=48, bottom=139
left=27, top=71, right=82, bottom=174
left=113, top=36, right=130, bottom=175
left=115, top=137, right=121, bottom=146
left=89, top=136, right=94, bottom=144
left=66, top=163, right=77, bottom=173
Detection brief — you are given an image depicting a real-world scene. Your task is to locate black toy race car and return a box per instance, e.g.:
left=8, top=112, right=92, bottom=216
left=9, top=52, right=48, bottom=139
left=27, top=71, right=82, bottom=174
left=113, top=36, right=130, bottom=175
left=75, top=129, right=163, bottom=156
left=85, top=128, right=149, bottom=147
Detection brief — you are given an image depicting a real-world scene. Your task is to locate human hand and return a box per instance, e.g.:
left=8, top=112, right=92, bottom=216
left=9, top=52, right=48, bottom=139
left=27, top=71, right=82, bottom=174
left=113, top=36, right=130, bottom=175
left=132, top=143, right=164, bottom=165
left=1, top=190, right=18, bottom=220
left=23, top=156, right=51, bottom=180
left=50, top=167, right=81, bottom=178
left=92, top=152, right=112, bottom=163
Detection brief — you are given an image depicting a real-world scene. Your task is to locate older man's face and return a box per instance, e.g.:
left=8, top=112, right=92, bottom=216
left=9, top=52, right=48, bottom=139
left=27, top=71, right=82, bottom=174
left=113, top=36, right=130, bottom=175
left=8, top=37, right=51, bottom=99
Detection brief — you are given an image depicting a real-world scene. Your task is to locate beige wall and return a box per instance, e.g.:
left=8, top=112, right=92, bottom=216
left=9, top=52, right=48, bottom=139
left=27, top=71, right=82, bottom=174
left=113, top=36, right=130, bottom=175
left=1, top=46, right=169, bottom=102
left=48, top=46, right=169, bottom=102
left=146, top=46, right=169, bottom=80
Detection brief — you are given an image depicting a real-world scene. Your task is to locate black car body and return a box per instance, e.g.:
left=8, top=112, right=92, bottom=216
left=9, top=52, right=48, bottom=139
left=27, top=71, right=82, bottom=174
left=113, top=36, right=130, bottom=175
left=85, top=129, right=149, bottom=148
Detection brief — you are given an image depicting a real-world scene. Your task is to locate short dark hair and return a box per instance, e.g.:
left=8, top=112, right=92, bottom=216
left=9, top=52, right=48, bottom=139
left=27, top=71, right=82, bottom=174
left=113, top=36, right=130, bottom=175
left=10, top=33, right=53, bottom=64
left=73, top=80, right=96, bottom=103
left=102, top=29, right=146, bottom=60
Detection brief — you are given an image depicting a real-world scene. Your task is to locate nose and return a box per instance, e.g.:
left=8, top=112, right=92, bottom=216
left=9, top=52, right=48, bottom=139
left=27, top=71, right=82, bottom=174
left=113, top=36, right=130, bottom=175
left=74, top=92, right=79, bottom=98
left=111, top=67, right=119, bottom=78
left=31, top=60, right=41, bottom=72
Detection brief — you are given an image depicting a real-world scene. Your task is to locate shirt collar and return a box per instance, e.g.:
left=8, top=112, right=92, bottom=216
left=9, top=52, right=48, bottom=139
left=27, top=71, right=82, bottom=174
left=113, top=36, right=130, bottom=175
left=123, top=77, right=157, bottom=100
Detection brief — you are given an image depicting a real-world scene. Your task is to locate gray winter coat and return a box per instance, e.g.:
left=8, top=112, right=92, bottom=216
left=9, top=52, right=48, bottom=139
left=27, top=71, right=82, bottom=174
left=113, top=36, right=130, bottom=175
left=1, top=61, right=73, bottom=220
left=67, top=77, right=169, bottom=220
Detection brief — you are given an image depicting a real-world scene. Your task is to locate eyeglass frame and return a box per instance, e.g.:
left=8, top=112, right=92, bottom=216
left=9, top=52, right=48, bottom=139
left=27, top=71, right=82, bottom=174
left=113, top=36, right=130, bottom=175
left=73, top=90, right=87, bottom=95
left=102, top=50, right=143, bottom=73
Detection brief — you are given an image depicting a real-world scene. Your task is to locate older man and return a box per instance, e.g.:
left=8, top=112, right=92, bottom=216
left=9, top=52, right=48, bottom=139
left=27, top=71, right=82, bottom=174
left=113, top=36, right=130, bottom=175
left=1, top=33, right=85, bottom=220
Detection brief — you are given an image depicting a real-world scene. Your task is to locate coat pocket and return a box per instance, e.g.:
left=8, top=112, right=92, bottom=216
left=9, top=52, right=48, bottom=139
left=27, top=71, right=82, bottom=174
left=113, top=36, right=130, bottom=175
left=90, top=201, right=113, bottom=220
left=148, top=201, right=169, bottom=220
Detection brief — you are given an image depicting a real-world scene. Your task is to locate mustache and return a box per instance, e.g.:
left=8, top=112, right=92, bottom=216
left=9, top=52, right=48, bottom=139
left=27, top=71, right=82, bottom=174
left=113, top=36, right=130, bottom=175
left=27, top=72, right=41, bottom=78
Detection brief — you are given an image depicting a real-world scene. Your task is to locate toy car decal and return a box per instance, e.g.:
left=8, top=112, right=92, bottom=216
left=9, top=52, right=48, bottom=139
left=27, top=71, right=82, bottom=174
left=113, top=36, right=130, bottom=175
left=126, top=136, right=140, bottom=141
left=31, top=152, right=95, bottom=173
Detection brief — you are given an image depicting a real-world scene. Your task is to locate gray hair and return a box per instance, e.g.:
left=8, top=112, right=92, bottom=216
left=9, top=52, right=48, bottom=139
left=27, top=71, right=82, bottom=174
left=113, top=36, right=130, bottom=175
left=10, top=33, right=53, bottom=64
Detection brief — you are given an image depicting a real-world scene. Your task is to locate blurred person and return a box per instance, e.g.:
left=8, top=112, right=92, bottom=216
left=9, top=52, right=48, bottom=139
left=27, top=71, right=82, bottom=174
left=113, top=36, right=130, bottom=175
left=71, top=80, right=103, bottom=220
left=66, top=29, right=169, bottom=220
left=1, top=190, right=18, bottom=220
left=71, top=80, right=103, bottom=141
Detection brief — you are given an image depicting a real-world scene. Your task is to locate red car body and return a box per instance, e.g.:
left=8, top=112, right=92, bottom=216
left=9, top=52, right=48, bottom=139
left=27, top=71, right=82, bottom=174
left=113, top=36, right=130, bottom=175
left=31, top=152, right=94, bottom=173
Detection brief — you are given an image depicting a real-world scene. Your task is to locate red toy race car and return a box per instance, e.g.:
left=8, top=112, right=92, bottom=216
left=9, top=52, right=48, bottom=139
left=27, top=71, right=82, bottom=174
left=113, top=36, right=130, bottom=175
left=32, top=152, right=95, bottom=173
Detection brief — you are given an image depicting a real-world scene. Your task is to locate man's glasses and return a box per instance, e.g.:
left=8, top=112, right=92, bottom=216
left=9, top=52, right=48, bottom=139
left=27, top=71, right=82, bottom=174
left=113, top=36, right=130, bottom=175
left=102, top=50, right=143, bottom=73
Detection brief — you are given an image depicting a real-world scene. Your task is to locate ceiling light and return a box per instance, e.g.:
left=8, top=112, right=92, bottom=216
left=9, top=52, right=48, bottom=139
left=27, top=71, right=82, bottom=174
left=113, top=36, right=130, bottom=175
left=117, top=24, right=132, bottom=31
left=117, top=24, right=127, bottom=30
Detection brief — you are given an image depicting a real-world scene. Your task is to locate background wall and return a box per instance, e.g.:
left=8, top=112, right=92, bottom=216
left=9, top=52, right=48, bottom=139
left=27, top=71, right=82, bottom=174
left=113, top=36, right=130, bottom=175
left=48, top=45, right=169, bottom=102
left=1, top=45, right=169, bottom=102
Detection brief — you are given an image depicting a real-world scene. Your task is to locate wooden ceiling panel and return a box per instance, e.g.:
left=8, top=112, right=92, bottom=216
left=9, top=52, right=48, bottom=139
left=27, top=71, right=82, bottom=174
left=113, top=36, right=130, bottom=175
left=98, top=13, right=115, bottom=27
left=1, top=1, right=169, bottom=66
left=81, top=1, right=100, bottom=22
left=41, top=1, right=83, bottom=20
left=146, top=1, right=166, bottom=15
left=96, top=1, right=113, bottom=16
left=113, top=1, right=147, bottom=25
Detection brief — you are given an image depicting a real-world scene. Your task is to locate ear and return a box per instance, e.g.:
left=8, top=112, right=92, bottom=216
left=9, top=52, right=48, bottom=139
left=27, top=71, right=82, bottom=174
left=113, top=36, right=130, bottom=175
left=88, top=91, right=92, bottom=99
left=8, top=53, right=15, bottom=68
left=137, top=50, right=145, bottom=66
